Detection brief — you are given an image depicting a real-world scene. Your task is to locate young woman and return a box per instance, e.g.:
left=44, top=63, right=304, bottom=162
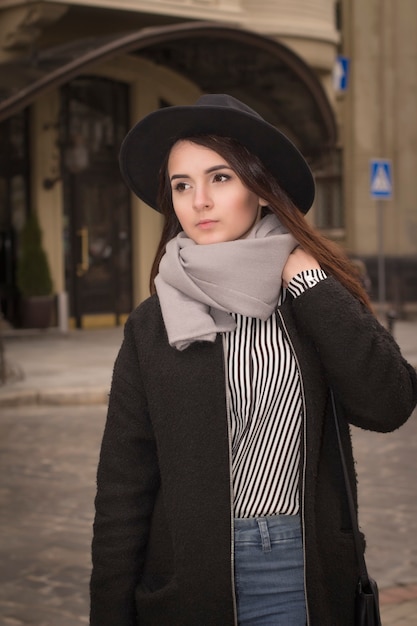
left=90, top=94, right=417, bottom=626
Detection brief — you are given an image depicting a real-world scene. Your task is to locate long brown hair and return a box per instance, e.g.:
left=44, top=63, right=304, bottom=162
left=149, top=135, right=372, bottom=311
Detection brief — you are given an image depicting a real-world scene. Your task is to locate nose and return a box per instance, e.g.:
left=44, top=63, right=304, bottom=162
left=193, top=184, right=213, bottom=211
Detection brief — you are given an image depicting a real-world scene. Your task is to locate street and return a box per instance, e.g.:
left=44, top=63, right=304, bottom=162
left=0, top=405, right=107, bottom=626
left=0, top=404, right=416, bottom=625
left=352, top=410, right=417, bottom=589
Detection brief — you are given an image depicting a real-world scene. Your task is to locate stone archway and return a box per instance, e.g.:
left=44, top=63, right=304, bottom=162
left=0, top=21, right=337, bottom=163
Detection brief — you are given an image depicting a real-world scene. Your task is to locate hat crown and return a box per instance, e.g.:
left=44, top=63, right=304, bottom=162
left=195, top=94, right=262, bottom=120
left=119, top=93, right=315, bottom=214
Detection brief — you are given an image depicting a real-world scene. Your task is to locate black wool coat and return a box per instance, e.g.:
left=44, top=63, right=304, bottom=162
left=90, top=277, right=417, bottom=626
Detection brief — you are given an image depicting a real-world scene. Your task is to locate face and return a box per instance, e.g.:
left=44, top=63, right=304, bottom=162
left=167, top=140, right=265, bottom=244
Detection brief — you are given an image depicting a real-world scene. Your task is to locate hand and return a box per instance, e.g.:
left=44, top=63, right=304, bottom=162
left=282, top=247, right=321, bottom=287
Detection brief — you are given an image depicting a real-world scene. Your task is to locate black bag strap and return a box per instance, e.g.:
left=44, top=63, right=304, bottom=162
left=330, top=389, right=371, bottom=586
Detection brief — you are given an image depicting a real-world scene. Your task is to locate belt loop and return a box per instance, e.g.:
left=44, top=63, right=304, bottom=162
left=256, top=517, right=272, bottom=553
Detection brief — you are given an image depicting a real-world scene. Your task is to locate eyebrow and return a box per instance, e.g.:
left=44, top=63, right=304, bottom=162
left=170, top=164, right=233, bottom=182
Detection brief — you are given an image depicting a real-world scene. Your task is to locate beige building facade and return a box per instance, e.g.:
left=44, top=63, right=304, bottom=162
left=0, top=0, right=415, bottom=329
left=341, top=0, right=417, bottom=311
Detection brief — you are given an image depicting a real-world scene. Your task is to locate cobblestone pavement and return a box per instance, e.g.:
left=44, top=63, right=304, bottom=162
left=352, top=412, right=417, bottom=625
left=0, top=404, right=416, bottom=625
left=0, top=405, right=106, bottom=626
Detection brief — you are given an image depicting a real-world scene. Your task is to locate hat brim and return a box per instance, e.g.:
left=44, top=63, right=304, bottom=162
left=119, top=104, right=315, bottom=214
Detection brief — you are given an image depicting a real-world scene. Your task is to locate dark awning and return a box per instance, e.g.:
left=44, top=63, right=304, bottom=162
left=0, top=21, right=337, bottom=159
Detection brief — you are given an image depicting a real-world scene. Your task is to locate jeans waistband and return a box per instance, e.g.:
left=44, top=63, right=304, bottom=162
left=234, top=515, right=300, bottom=529
left=234, top=515, right=301, bottom=552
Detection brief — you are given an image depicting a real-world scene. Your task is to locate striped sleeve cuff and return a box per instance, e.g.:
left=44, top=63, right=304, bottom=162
left=286, top=269, right=328, bottom=298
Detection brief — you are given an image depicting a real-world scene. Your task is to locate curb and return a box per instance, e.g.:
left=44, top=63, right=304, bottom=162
left=1, top=363, right=417, bottom=406
left=2, top=371, right=416, bottom=407
left=0, top=386, right=109, bottom=407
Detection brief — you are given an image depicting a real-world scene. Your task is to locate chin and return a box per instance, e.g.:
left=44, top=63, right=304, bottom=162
left=191, top=231, right=223, bottom=245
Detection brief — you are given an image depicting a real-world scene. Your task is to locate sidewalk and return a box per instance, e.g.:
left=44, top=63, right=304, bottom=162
left=0, top=325, right=123, bottom=407
left=1, top=317, right=417, bottom=624
left=1, top=317, right=416, bottom=408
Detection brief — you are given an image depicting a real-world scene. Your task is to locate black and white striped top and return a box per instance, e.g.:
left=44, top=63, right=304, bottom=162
left=224, top=269, right=327, bottom=518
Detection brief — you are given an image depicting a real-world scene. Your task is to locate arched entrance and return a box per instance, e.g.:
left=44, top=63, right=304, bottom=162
left=0, top=22, right=337, bottom=155
left=0, top=22, right=337, bottom=328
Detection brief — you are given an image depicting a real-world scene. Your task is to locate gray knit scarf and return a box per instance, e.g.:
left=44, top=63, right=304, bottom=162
left=155, top=214, right=298, bottom=351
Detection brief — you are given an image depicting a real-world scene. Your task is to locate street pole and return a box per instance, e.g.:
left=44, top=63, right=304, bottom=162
left=377, top=199, right=386, bottom=312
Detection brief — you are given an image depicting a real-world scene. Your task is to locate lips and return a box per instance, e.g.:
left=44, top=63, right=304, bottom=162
left=196, top=219, right=218, bottom=229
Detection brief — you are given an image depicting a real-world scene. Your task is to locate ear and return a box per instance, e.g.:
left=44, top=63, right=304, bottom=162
left=259, top=198, right=268, bottom=207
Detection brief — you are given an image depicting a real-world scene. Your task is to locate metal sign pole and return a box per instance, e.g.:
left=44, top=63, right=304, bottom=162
left=370, top=158, right=392, bottom=315
left=376, top=199, right=386, bottom=310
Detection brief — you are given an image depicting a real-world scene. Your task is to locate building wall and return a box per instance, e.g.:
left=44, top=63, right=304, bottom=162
left=342, top=0, right=416, bottom=253
left=31, top=91, right=65, bottom=295
left=341, top=0, right=417, bottom=309
left=241, top=0, right=339, bottom=42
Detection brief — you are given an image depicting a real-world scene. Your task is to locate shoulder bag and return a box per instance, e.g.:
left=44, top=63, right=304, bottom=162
left=330, top=390, right=382, bottom=626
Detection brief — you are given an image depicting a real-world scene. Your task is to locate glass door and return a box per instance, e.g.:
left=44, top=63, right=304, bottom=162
left=62, top=77, right=131, bottom=328
left=0, top=110, right=30, bottom=327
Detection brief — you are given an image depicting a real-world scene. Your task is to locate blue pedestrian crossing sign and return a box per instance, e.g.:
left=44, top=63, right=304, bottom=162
left=370, top=159, right=393, bottom=199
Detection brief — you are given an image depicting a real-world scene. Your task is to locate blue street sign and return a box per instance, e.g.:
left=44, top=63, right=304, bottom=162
left=333, top=56, right=350, bottom=92
left=370, top=159, right=393, bottom=199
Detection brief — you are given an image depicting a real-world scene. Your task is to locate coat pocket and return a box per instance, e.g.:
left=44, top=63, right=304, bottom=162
left=135, top=577, right=180, bottom=625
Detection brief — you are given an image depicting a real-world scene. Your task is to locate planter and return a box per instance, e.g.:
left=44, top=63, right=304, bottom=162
left=20, top=295, right=54, bottom=329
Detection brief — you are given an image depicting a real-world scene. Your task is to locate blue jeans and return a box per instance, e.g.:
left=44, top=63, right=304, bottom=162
left=234, top=516, right=306, bottom=626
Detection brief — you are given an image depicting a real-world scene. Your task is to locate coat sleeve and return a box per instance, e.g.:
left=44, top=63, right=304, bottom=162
left=290, top=277, right=417, bottom=432
left=90, top=316, right=160, bottom=626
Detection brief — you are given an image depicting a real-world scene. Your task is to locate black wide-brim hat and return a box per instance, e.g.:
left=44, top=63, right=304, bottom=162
left=119, top=93, right=315, bottom=214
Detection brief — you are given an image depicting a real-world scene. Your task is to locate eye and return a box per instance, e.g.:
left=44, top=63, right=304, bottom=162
left=173, top=181, right=190, bottom=192
left=213, top=172, right=230, bottom=183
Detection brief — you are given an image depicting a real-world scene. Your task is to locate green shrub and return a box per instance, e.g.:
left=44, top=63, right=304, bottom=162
left=17, top=212, right=53, bottom=298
